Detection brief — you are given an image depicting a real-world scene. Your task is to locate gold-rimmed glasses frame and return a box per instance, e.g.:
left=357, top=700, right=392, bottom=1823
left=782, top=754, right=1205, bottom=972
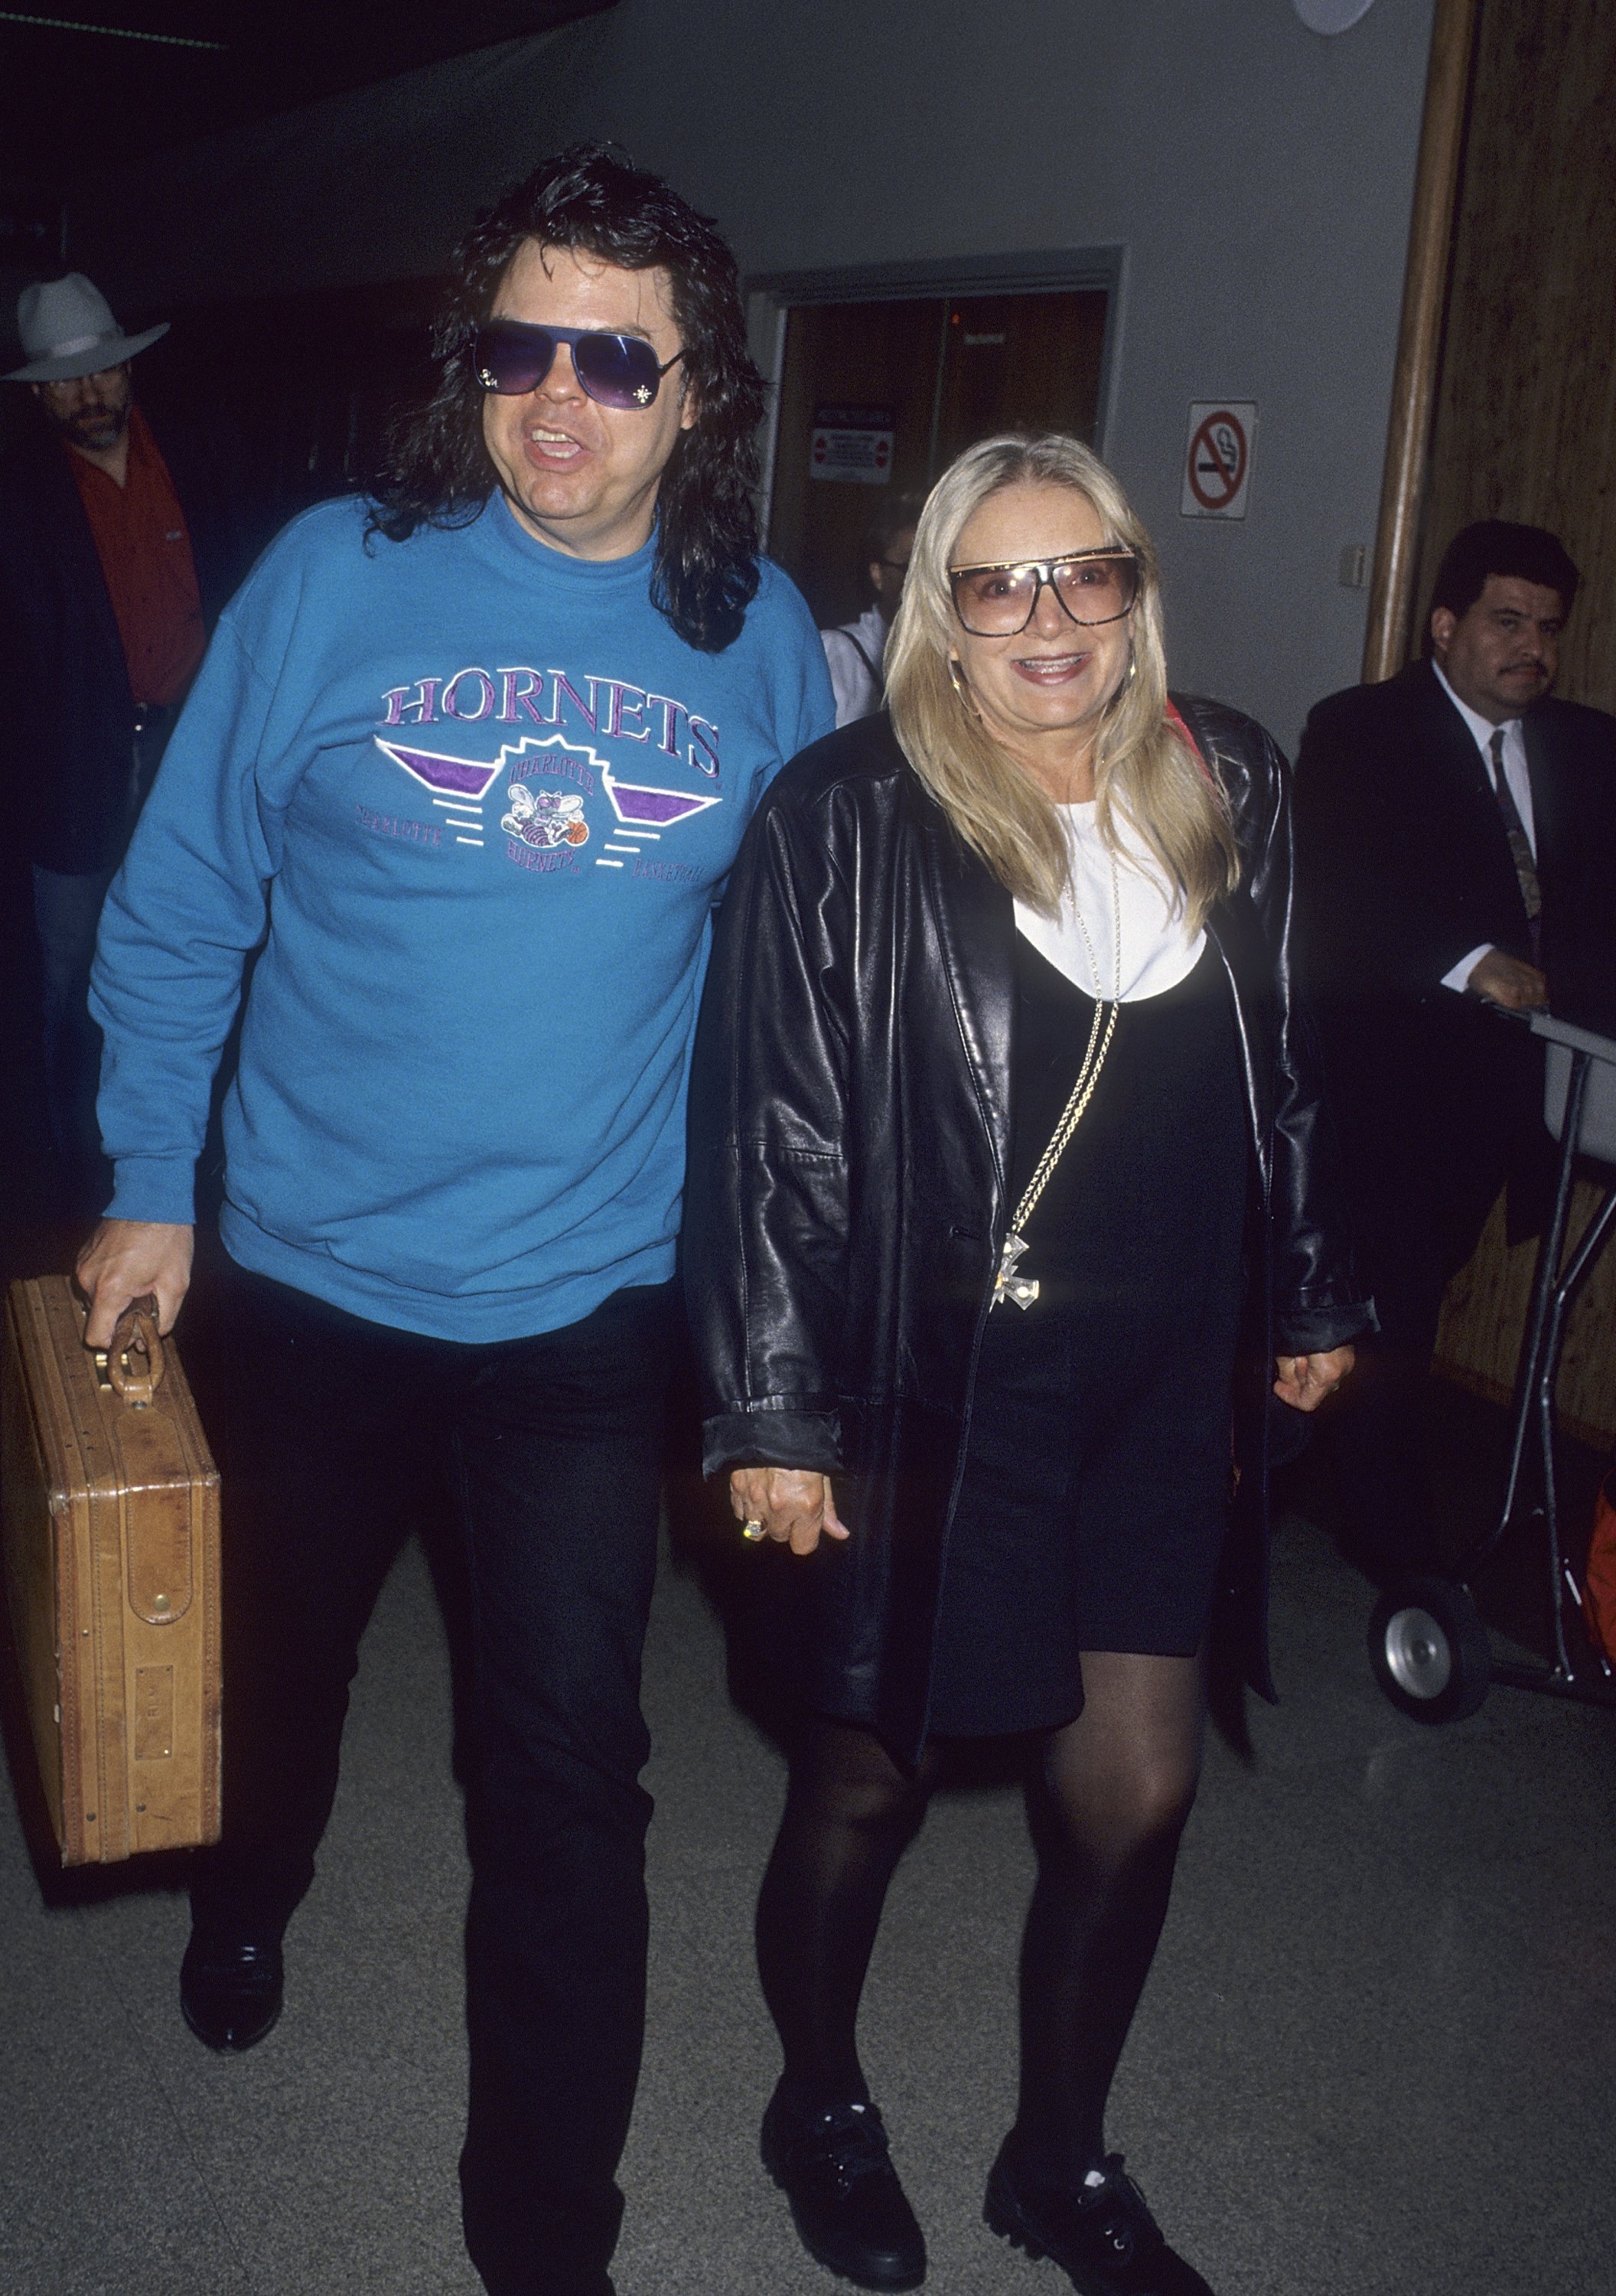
left=947, top=549, right=1140, bottom=637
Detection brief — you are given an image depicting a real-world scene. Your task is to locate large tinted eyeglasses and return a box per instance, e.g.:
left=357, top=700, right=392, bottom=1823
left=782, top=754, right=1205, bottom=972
left=949, top=550, right=1140, bottom=636
left=471, top=321, right=684, bottom=411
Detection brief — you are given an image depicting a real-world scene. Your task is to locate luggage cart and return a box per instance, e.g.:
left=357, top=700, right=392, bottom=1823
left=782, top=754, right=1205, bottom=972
left=1369, top=1012, right=1616, bottom=1722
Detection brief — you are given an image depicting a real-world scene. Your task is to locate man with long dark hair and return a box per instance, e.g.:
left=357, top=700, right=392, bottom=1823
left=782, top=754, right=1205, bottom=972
left=76, top=145, right=833, bottom=2296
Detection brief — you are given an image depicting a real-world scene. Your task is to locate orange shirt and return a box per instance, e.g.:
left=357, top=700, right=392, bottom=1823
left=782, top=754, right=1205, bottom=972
left=68, top=405, right=205, bottom=707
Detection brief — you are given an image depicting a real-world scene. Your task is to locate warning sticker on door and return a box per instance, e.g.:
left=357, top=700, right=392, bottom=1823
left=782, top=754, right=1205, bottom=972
left=810, top=403, right=895, bottom=485
left=1181, top=403, right=1256, bottom=519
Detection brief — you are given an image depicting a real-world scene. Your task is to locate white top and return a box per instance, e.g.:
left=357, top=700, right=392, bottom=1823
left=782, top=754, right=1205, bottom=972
left=1432, top=661, right=1536, bottom=994
left=1013, top=801, right=1204, bottom=1003
left=820, top=605, right=886, bottom=729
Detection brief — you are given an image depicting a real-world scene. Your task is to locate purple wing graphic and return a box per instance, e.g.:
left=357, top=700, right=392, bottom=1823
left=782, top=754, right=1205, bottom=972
left=601, top=766, right=721, bottom=827
left=373, top=739, right=504, bottom=801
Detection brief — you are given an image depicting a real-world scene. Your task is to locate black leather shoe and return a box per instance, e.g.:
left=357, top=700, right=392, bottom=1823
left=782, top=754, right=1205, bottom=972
left=180, top=1929, right=284, bottom=2053
left=985, top=2144, right=1214, bottom=2296
left=761, top=2084, right=926, bottom=2289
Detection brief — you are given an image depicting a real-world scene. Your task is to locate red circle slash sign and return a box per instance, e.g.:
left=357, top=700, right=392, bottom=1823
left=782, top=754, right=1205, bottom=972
left=1188, top=410, right=1247, bottom=511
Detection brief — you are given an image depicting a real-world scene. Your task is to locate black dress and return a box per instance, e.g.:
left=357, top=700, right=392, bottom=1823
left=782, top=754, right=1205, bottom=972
left=924, top=934, right=1249, bottom=1736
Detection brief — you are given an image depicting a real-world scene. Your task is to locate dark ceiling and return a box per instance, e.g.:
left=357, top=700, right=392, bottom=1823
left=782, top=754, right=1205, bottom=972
left=0, top=1, right=617, bottom=207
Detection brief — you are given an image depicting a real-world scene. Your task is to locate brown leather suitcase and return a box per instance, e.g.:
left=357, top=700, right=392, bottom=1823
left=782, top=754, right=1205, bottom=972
left=2, top=1276, right=220, bottom=1864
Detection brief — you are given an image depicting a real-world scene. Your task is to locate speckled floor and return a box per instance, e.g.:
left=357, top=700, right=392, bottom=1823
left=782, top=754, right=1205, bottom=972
left=3, top=1495, right=1614, bottom=2296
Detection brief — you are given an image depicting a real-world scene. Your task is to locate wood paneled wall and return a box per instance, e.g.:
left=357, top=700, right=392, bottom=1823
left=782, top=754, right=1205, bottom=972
left=1435, top=1184, right=1616, bottom=1447
left=1412, top=0, right=1616, bottom=706
left=1407, top=0, right=1616, bottom=1433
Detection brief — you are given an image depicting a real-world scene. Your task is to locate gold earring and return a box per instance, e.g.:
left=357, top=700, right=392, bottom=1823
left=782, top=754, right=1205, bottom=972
left=948, top=658, right=973, bottom=708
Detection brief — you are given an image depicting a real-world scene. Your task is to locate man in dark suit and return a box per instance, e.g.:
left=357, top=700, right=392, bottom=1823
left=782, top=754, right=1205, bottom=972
left=1294, top=520, right=1616, bottom=1574
left=0, top=272, right=244, bottom=1212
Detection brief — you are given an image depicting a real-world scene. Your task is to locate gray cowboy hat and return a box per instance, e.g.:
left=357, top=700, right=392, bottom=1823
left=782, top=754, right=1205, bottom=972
left=5, top=273, right=168, bottom=383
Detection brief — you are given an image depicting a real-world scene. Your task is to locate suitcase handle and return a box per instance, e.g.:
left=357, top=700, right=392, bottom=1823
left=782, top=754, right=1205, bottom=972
left=106, top=1296, right=165, bottom=1407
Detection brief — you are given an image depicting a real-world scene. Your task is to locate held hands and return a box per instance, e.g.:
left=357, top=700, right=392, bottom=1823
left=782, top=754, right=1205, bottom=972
left=75, top=1219, right=195, bottom=1349
left=729, top=1466, right=848, bottom=1556
left=1272, top=1345, right=1354, bottom=1413
left=1467, top=950, right=1548, bottom=1011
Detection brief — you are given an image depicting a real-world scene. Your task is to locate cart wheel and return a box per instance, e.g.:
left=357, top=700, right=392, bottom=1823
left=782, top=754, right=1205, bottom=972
left=1368, top=1576, right=1491, bottom=1724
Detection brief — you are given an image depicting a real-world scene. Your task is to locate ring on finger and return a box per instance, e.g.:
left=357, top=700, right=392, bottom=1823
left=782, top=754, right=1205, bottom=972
left=741, top=1518, right=766, bottom=1542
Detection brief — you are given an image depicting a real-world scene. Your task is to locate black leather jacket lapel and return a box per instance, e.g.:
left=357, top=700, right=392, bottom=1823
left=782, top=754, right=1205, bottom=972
left=919, top=796, right=1013, bottom=1202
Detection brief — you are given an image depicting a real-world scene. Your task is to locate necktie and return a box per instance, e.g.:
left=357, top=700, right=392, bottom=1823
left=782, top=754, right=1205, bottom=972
left=1488, top=726, right=1542, bottom=964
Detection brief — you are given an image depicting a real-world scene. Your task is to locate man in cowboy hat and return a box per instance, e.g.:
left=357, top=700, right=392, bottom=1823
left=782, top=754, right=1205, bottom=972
left=0, top=271, right=245, bottom=1212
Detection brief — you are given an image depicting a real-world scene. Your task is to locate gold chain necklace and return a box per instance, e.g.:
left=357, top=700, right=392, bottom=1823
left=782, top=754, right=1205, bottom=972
left=991, top=848, right=1123, bottom=1312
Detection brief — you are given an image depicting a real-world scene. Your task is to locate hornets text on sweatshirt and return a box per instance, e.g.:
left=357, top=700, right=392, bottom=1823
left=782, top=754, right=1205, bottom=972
left=92, top=494, right=835, bottom=1341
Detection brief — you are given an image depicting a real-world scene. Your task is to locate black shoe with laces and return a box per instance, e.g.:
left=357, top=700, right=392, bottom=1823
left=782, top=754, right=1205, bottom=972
left=180, top=1927, right=284, bottom=2053
left=984, top=2144, right=1214, bottom=2296
left=761, top=2083, right=926, bottom=2289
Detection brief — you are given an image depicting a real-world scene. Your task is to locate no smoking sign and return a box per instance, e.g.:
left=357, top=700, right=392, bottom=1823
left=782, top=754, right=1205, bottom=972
left=1180, top=402, right=1256, bottom=520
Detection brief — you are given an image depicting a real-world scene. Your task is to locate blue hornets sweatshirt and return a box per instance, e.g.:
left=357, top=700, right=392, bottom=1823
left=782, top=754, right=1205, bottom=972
left=92, top=494, right=834, bottom=1341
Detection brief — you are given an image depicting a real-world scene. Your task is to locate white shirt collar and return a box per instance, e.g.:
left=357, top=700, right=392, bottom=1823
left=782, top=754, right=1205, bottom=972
left=1432, top=659, right=1519, bottom=762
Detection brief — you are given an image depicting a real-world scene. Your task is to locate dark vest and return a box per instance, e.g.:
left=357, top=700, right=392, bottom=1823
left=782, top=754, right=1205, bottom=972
left=0, top=411, right=246, bottom=872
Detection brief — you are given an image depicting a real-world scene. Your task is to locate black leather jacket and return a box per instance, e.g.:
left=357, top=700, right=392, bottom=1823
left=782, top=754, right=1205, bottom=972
left=686, top=701, right=1368, bottom=1759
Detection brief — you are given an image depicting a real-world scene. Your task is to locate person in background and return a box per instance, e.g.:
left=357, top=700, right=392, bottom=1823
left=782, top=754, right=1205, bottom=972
left=1294, top=520, right=1616, bottom=1580
left=819, top=491, right=922, bottom=726
left=687, top=432, right=1364, bottom=2296
left=74, top=145, right=833, bottom=2296
left=0, top=273, right=243, bottom=1212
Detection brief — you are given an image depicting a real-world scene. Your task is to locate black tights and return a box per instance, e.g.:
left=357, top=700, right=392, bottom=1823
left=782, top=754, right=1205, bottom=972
left=754, top=1653, right=1204, bottom=2187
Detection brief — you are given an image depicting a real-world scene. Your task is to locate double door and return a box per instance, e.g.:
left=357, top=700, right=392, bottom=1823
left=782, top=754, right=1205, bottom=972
left=767, top=288, right=1109, bottom=630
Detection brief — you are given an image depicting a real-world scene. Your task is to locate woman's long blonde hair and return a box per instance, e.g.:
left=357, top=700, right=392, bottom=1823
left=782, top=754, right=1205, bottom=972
left=885, top=433, right=1239, bottom=926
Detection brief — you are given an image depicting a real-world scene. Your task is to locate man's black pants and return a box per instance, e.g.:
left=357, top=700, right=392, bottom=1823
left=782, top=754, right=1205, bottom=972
left=1327, top=1140, right=1520, bottom=1578
left=181, top=1241, right=675, bottom=2296
left=1318, top=1003, right=1552, bottom=1580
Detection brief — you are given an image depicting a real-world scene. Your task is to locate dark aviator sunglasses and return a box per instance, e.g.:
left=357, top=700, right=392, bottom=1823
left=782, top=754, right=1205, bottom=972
left=472, top=321, right=684, bottom=411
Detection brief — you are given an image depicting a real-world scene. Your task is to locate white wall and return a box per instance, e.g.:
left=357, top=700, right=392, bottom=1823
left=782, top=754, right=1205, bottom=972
left=70, top=0, right=1436, bottom=746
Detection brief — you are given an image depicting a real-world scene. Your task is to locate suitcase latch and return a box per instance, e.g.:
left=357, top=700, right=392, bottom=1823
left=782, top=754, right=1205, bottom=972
left=93, top=1344, right=153, bottom=1407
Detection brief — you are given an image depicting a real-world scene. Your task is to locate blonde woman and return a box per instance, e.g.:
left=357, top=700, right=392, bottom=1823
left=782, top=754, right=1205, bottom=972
left=685, top=435, right=1366, bottom=2296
